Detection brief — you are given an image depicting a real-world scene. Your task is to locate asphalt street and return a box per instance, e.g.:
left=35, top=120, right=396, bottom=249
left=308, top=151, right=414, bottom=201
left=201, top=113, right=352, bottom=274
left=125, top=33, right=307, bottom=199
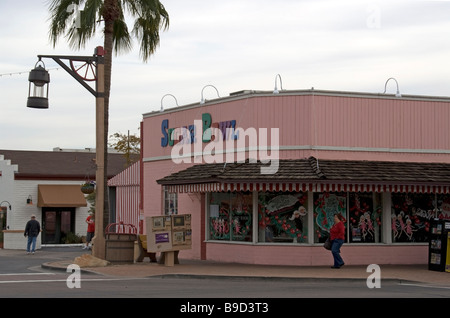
left=0, top=246, right=449, bottom=306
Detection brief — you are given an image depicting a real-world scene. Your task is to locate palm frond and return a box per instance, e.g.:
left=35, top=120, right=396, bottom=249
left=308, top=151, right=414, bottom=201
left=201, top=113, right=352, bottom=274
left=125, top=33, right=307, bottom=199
left=128, top=0, right=169, bottom=61
left=47, top=0, right=169, bottom=60
left=48, top=0, right=104, bottom=49
left=113, top=19, right=132, bottom=55
left=48, top=0, right=82, bottom=46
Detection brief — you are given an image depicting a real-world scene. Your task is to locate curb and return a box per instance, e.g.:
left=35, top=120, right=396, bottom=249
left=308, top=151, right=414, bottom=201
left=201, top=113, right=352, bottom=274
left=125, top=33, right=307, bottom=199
left=41, top=261, right=421, bottom=285
left=41, top=262, right=104, bottom=275
left=148, top=273, right=416, bottom=284
left=39, top=257, right=450, bottom=288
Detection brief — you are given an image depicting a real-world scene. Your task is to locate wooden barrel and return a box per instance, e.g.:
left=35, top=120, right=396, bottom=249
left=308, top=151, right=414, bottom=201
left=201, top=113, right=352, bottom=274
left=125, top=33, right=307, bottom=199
left=105, top=233, right=137, bottom=263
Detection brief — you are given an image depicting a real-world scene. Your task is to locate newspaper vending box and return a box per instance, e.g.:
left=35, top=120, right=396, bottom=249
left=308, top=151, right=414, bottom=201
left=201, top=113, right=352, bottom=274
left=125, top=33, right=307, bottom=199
left=171, top=214, right=192, bottom=246
left=147, top=215, right=172, bottom=252
left=146, top=214, right=192, bottom=266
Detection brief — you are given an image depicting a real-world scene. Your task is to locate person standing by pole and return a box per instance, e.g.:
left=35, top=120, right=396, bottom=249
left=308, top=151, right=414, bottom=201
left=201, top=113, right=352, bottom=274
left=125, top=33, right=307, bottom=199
left=24, top=214, right=41, bottom=254
left=84, top=213, right=95, bottom=250
left=330, top=213, right=345, bottom=268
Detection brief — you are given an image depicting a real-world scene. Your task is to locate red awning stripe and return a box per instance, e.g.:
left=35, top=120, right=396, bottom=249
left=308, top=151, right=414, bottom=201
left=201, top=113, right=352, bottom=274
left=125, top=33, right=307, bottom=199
left=166, top=182, right=450, bottom=194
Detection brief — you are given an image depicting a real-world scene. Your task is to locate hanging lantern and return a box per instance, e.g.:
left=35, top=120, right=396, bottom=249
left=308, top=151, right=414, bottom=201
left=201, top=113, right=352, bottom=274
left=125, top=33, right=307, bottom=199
left=27, top=59, right=50, bottom=109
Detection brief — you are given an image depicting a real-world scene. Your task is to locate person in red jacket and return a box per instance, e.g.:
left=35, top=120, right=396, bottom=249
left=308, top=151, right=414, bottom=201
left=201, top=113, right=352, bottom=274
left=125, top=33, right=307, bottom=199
left=329, top=213, right=345, bottom=268
left=84, top=213, right=95, bottom=250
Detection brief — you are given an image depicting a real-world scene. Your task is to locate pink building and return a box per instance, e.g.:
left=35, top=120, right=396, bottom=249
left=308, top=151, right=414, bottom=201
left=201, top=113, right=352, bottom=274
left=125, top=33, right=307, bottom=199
left=141, top=88, right=450, bottom=266
left=108, top=160, right=141, bottom=232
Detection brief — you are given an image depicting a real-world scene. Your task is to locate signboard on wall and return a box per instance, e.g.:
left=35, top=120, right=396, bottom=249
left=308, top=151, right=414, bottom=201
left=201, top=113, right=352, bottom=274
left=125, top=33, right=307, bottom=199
left=160, top=113, right=238, bottom=147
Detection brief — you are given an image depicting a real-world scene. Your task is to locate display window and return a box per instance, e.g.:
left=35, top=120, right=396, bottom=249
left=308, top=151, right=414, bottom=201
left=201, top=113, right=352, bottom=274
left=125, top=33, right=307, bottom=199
left=206, top=190, right=443, bottom=245
left=313, top=192, right=347, bottom=243
left=348, top=192, right=382, bottom=243
left=257, top=192, right=308, bottom=243
left=209, top=193, right=231, bottom=240
left=436, top=194, right=450, bottom=220
left=391, top=193, right=435, bottom=242
left=163, top=187, right=178, bottom=215
left=209, top=192, right=252, bottom=241
left=230, top=193, right=252, bottom=241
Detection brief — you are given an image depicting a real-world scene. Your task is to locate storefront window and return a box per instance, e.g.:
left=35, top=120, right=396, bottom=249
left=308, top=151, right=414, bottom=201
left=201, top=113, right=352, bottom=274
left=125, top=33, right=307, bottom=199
left=209, top=193, right=230, bottom=240
left=163, top=187, right=178, bottom=215
left=209, top=192, right=252, bottom=241
left=258, top=192, right=308, bottom=243
left=436, top=194, right=450, bottom=220
left=391, top=193, right=435, bottom=242
left=207, top=190, right=445, bottom=245
left=314, top=192, right=347, bottom=243
left=230, top=193, right=252, bottom=241
left=348, top=192, right=382, bottom=243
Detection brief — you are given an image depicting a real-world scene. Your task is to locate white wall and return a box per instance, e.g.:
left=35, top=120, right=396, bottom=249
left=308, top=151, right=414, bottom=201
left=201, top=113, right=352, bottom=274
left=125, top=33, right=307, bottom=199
left=3, top=179, right=91, bottom=249
left=0, top=155, right=17, bottom=220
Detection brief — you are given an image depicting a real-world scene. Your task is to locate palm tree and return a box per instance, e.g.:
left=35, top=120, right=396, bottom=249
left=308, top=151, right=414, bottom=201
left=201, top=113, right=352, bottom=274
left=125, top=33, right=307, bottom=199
left=48, top=0, right=169, bottom=237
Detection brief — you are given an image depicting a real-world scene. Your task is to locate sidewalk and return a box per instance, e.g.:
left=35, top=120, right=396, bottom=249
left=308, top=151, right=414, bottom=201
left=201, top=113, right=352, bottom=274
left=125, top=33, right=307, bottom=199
left=43, top=255, right=450, bottom=287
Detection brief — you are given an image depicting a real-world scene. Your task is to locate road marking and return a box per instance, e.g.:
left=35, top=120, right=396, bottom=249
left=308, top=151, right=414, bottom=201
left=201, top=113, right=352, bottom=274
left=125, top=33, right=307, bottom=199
left=0, top=277, right=144, bottom=284
left=400, top=282, right=450, bottom=290
left=0, top=273, right=55, bottom=276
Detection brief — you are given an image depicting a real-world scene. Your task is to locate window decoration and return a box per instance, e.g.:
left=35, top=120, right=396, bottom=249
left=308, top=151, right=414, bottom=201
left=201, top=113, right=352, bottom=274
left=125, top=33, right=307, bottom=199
left=314, top=192, right=347, bottom=243
left=258, top=192, right=308, bottom=243
left=209, top=193, right=252, bottom=241
left=391, top=193, right=435, bottom=242
left=436, top=194, right=450, bottom=220
left=349, top=192, right=382, bottom=243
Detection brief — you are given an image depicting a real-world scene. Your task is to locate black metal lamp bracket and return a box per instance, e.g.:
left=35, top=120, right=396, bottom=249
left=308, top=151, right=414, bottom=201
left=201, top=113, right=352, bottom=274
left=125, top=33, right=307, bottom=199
left=37, top=54, right=105, bottom=98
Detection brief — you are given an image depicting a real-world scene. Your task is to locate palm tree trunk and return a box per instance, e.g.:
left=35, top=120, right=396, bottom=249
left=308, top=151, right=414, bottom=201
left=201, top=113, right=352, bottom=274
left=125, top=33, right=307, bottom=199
left=102, top=0, right=120, bottom=231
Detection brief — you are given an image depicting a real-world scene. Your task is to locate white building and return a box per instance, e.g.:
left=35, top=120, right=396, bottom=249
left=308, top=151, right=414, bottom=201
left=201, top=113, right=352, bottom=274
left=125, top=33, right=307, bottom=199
left=0, top=149, right=137, bottom=250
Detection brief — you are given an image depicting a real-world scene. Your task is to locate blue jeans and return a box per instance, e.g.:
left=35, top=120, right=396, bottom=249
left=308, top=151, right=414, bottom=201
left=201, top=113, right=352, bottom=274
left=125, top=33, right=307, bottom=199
left=27, top=236, right=37, bottom=252
left=331, top=239, right=344, bottom=267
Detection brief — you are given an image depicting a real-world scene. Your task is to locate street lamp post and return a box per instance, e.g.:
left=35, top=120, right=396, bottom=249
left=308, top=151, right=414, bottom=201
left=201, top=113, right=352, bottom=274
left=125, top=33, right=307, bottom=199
left=27, top=46, right=107, bottom=259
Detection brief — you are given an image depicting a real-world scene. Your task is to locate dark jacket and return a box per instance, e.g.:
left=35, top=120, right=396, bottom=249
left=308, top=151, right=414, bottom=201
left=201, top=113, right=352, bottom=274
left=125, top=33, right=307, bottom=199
left=24, top=219, right=41, bottom=237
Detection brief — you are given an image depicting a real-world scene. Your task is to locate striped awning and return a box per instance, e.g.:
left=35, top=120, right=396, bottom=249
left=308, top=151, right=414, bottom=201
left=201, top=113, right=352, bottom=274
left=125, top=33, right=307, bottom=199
left=166, top=182, right=450, bottom=194
left=158, top=157, right=450, bottom=194
left=108, top=161, right=140, bottom=186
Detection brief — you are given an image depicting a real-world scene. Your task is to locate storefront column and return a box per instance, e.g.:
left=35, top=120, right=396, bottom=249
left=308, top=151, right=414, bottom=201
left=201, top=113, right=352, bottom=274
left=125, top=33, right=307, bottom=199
left=308, top=191, right=314, bottom=244
left=252, top=191, right=258, bottom=243
left=382, top=192, right=392, bottom=244
left=201, top=193, right=206, bottom=260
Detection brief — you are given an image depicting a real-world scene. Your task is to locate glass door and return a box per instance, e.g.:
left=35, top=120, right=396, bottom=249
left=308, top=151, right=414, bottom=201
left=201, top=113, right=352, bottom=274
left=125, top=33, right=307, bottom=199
left=43, top=210, right=56, bottom=243
left=42, top=208, right=75, bottom=244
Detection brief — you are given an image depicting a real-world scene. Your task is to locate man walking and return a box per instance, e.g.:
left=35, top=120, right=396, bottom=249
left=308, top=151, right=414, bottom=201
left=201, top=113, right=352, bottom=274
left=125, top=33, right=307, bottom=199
left=24, top=214, right=41, bottom=254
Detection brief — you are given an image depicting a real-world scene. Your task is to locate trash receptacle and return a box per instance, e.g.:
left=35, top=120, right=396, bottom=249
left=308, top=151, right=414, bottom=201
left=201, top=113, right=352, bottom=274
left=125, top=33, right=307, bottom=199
left=105, top=222, right=137, bottom=263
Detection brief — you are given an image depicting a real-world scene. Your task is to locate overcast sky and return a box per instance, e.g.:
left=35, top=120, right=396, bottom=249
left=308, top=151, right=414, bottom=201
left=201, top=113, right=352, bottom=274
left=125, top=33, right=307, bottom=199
left=1, top=0, right=450, bottom=151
